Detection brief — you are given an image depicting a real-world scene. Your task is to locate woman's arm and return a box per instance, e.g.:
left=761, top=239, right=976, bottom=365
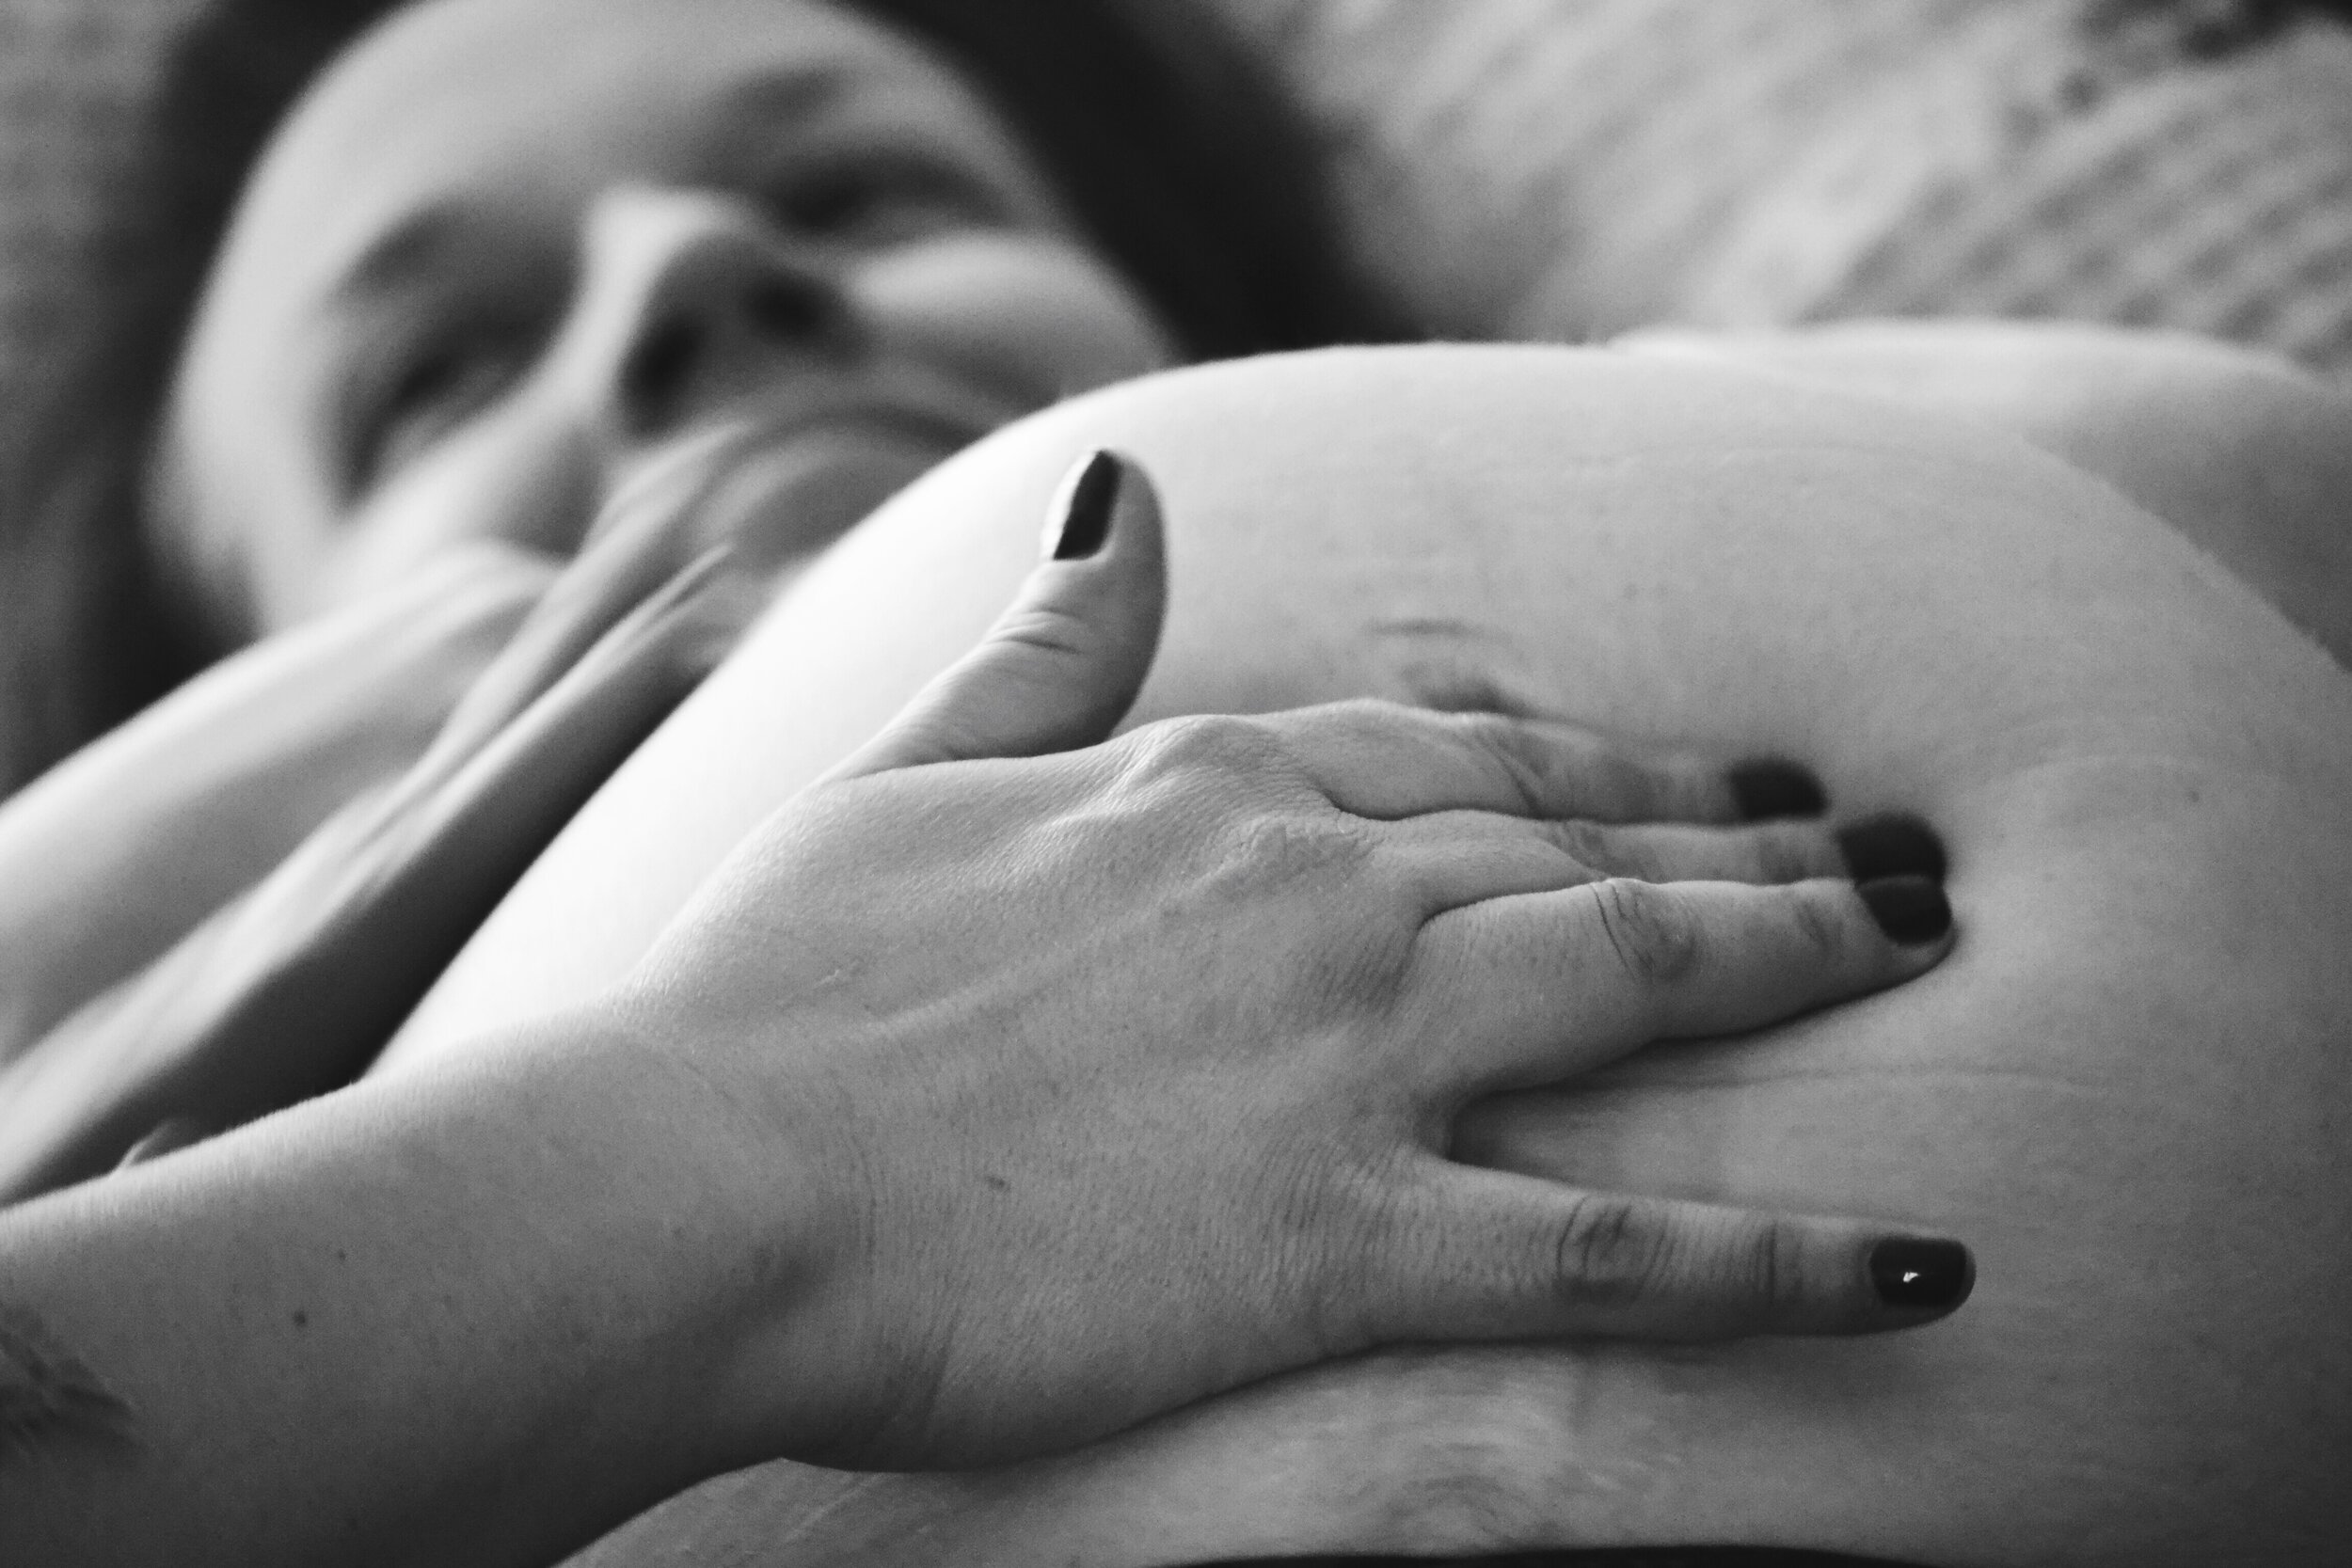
left=0, top=1020, right=767, bottom=1568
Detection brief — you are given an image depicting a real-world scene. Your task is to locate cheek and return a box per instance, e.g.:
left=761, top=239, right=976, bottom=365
left=150, top=380, right=343, bottom=647
left=851, top=233, right=1177, bottom=406
left=302, top=409, right=599, bottom=621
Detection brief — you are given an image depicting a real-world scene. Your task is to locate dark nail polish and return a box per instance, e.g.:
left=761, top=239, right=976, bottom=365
left=1838, top=813, right=1948, bottom=883
left=1727, top=758, right=1829, bottom=820
left=1858, top=876, right=1952, bottom=945
left=1870, top=1237, right=1975, bottom=1311
left=1048, top=450, right=1123, bottom=561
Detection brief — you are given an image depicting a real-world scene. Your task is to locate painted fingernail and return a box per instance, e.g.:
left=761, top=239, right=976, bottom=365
left=1859, top=876, right=1952, bottom=945
left=1727, top=758, right=1828, bottom=820
left=1870, top=1237, right=1975, bottom=1311
left=1838, top=813, right=1947, bottom=882
left=1045, top=449, right=1124, bottom=561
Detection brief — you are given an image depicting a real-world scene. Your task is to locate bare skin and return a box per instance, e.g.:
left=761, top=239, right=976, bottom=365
left=383, top=344, right=2352, bottom=1567
left=49, top=0, right=2346, bottom=1552
left=0, top=453, right=1964, bottom=1567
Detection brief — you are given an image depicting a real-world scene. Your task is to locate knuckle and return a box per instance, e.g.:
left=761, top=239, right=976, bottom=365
left=1120, top=712, right=1287, bottom=789
left=1748, top=824, right=1818, bottom=883
left=1549, top=817, right=1604, bottom=863
left=1735, top=1218, right=1814, bottom=1317
left=1775, top=823, right=1849, bottom=883
left=1219, top=811, right=1381, bottom=891
left=990, top=601, right=1101, bottom=665
left=1551, top=819, right=1653, bottom=880
left=1549, top=1193, right=1667, bottom=1308
left=1307, top=696, right=1419, bottom=778
left=1590, top=877, right=1702, bottom=987
left=1330, top=696, right=1421, bottom=730
left=1787, top=881, right=1851, bottom=966
left=1312, top=697, right=1426, bottom=765
left=1446, top=710, right=1558, bottom=813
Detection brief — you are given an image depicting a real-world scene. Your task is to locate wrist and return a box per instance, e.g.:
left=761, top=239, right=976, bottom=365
left=0, top=1009, right=827, bottom=1567
left=546, top=996, right=862, bottom=1472
left=321, top=1016, right=795, bottom=1548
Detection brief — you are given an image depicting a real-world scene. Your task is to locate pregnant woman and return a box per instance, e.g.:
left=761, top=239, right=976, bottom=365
left=3, top=0, right=2348, bottom=1561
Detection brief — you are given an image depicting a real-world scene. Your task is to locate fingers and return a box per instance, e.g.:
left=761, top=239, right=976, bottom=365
left=202, top=547, right=735, bottom=1104
left=1359, top=1160, right=1975, bottom=1345
left=0, top=454, right=747, bottom=1199
left=1385, top=812, right=1848, bottom=913
left=0, top=549, right=741, bottom=1202
left=1414, top=874, right=1954, bottom=1096
left=1271, top=701, right=1756, bottom=825
left=830, top=448, right=1167, bottom=780
left=414, top=427, right=750, bottom=787
left=0, top=548, right=554, bottom=1069
left=406, top=545, right=743, bottom=871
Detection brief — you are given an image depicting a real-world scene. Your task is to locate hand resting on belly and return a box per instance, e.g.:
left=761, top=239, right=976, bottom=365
left=382, top=345, right=2352, bottom=1567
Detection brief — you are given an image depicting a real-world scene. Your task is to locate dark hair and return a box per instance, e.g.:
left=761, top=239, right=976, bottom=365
left=0, top=0, right=1399, bottom=797
left=2081, top=0, right=2352, bottom=53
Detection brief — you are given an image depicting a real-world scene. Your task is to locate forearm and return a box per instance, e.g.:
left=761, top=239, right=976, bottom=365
left=0, top=1015, right=794, bottom=1568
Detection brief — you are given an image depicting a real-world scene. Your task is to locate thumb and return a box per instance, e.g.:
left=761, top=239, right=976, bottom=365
left=831, top=448, right=1168, bottom=780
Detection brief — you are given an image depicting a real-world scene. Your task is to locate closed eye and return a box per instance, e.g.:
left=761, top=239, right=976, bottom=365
left=346, top=331, right=532, bottom=495
left=764, top=152, right=1000, bottom=247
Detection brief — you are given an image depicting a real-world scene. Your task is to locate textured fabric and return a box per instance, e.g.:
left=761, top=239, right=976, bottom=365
left=1215, top=0, right=2352, bottom=372
left=0, top=0, right=192, bottom=393
left=3, top=0, right=2350, bottom=400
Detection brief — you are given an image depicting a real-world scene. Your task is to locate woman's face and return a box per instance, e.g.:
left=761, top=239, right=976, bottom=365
left=151, top=0, right=1176, bottom=638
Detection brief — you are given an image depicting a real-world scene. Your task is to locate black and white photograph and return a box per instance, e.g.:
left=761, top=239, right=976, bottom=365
left=0, top=2, right=2346, bottom=1563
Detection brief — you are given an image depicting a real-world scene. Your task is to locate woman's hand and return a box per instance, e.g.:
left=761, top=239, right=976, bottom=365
left=0, top=451, right=1965, bottom=1568
left=0, top=439, right=758, bottom=1201
left=609, top=451, right=1971, bottom=1472
left=0, top=549, right=549, bottom=1066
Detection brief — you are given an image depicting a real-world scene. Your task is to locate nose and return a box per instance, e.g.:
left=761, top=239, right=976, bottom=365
left=560, top=187, right=854, bottom=443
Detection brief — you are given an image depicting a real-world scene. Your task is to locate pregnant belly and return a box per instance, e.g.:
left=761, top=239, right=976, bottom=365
left=383, top=347, right=2352, bottom=1566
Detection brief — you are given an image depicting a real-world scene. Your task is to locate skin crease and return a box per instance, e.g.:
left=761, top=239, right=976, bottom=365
left=147, top=0, right=1176, bottom=641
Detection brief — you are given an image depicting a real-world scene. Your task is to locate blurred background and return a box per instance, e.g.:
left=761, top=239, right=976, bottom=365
left=4, top=0, right=2348, bottom=421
